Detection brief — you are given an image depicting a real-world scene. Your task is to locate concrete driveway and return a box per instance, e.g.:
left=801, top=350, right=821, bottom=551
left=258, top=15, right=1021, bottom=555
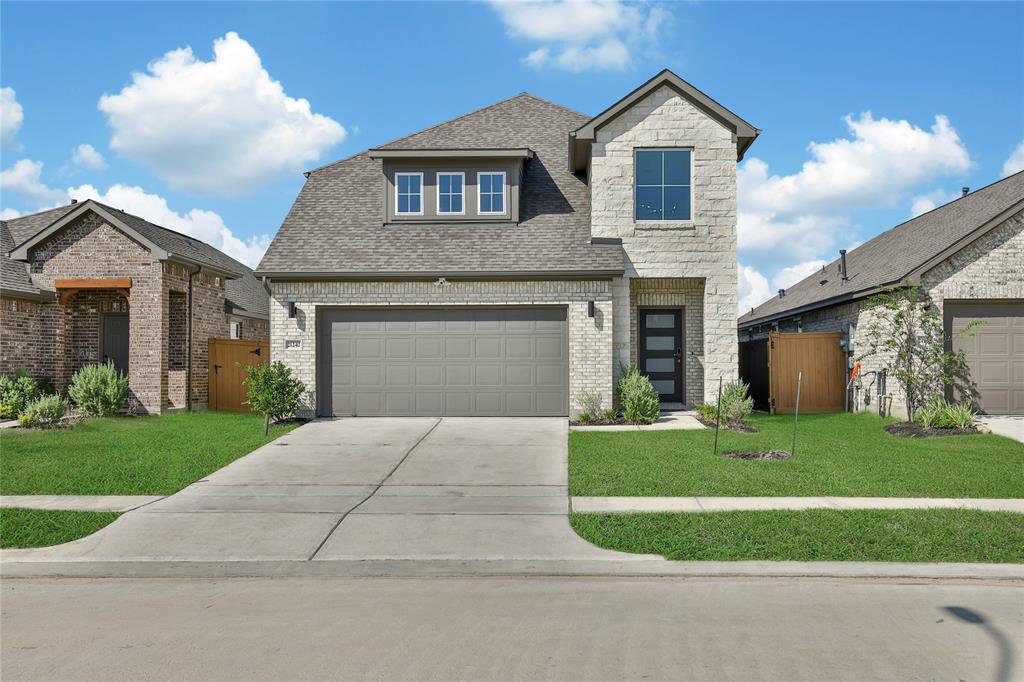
left=977, top=416, right=1024, bottom=443
left=4, top=418, right=647, bottom=564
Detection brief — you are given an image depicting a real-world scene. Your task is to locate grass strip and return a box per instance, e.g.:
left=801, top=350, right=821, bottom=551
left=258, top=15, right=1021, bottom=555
left=0, top=508, right=119, bottom=548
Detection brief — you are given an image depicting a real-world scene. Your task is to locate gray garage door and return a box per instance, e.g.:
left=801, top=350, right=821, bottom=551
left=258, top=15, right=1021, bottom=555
left=948, top=301, right=1024, bottom=415
left=318, top=307, right=568, bottom=417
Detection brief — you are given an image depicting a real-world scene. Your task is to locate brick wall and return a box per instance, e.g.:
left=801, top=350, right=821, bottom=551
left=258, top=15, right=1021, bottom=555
left=227, top=314, right=270, bottom=342
left=269, top=279, right=613, bottom=417
left=629, top=278, right=705, bottom=405
left=590, top=84, right=739, bottom=403
left=0, top=298, right=50, bottom=378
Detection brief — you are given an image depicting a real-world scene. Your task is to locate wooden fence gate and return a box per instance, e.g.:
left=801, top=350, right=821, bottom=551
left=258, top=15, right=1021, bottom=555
left=768, top=332, right=846, bottom=414
left=208, top=338, right=269, bottom=413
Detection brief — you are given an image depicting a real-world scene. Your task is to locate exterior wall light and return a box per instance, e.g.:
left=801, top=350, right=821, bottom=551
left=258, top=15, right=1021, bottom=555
left=288, top=302, right=297, bottom=319
left=588, top=300, right=596, bottom=318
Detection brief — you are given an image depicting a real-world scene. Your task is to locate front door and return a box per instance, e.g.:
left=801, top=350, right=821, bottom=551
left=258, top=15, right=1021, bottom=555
left=101, top=314, right=129, bottom=376
left=639, top=308, right=684, bottom=403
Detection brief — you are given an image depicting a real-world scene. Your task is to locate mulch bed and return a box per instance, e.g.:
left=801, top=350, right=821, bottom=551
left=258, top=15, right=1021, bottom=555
left=696, top=416, right=757, bottom=433
left=724, top=450, right=791, bottom=461
left=570, top=416, right=637, bottom=426
left=884, top=422, right=980, bottom=438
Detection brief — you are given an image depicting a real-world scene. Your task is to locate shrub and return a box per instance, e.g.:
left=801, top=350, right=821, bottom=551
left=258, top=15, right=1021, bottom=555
left=243, top=361, right=306, bottom=436
left=696, top=402, right=717, bottom=423
left=0, top=369, right=45, bottom=419
left=915, top=395, right=975, bottom=430
left=68, top=362, right=128, bottom=417
left=602, top=408, right=618, bottom=422
left=617, top=365, right=660, bottom=425
left=577, top=412, right=592, bottom=424
left=18, top=394, right=68, bottom=428
left=698, top=381, right=754, bottom=427
left=576, top=390, right=603, bottom=422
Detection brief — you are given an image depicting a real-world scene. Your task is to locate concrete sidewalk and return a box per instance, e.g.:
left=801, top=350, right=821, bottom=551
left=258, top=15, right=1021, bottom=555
left=0, top=496, right=163, bottom=512
left=571, top=496, right=1024, bottom=513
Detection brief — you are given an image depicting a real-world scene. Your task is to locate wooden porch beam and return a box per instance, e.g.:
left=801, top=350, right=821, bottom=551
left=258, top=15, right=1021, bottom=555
left=54, top=278, right=132, bottom=290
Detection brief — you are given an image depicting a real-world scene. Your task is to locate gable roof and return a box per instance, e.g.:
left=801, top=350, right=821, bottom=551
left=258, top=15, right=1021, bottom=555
left=9, top=200, right=246, bottom=277
left=570, top=69, right=760, bottom=172
left=0, top=222, right=48, bottom=300
left=257, top=92, right=624, bottom=277
left=739, top=172, right=1024, bottom=328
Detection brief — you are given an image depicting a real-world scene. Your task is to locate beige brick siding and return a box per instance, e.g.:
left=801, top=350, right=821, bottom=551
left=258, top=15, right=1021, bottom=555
left=269, top=279, right=613, bottom=417
left=747, top=209, right=1024, bottom=419
left=590, top=84, right=739, bottom=403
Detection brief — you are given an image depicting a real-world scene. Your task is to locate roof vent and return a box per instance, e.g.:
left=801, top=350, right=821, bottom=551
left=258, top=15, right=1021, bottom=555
left=778, top=289, right=785, bottom=299
left=70, top=199, right=78, bottom=204
left=839, top=249, right=849, bottom=282
left=962, top=186, right=969, bottom=198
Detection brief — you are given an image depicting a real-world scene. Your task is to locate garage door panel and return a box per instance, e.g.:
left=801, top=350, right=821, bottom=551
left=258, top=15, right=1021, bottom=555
left=948, top=301, right=1024, bottom=415
left=319, top=307, right=568, bottom=416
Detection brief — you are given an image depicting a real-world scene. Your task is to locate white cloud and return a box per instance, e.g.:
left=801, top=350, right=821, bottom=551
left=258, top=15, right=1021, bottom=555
left=491, top=0, right=668, bottom=72
left=772, top=259, right=828, bottom=291
left=1, top=207, right=23, bottom=220
left=0, top=159, right=67, bottom=205
left=1, top=87, right=23, bottom=146
left=909, top=188, right=959, bottom=217
left=737, top=264, right=772, bottom=314
left=67, top=184, right=269, bottom=268
left=98, top=32, right=346, bottom=195
left=71, top=143, right=107, bottom=171
left=1003, top=141, right=1024, bottom=177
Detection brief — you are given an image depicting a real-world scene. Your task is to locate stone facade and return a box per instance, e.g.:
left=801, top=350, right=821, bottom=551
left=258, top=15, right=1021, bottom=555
left=744, top=209, right=1024, bottom=419
left=0, top=211, right=268, bottom=414
left=629, top=278, right=705, bottom=405
left=590, top=84, right=739, bottom=403
left=269, top=280, right=613, bottom=417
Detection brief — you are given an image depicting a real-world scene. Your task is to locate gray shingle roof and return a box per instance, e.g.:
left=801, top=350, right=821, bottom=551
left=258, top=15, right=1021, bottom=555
left=739, top=172, right=1024, bottom=327
left=3, top=202, right=268, bottom=315
left=0, top=222, right=46, bottom=299
left=257, top=93, right=624, bottom=276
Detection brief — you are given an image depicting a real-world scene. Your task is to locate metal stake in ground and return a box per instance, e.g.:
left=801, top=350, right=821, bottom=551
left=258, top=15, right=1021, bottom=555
left=713, top=376, right=723, bottom=457
left=792, top=370, right=802, bottom=456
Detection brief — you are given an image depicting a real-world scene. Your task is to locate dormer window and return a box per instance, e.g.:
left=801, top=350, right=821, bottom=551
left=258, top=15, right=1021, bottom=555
left=478, top=171, right=506, bottom=215
left=634, top=149, right=692, bottom=221
left=437, top=172, right=465, bottom=215
left=395, top=172, right=423, bottom=215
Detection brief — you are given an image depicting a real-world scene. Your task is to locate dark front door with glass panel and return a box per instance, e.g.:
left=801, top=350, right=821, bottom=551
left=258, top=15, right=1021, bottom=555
left=639, top=309, right=684, bottom=403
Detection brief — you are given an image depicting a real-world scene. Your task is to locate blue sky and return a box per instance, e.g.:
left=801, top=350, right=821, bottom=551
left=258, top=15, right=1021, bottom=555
left=2, top=1, right=1022, bottom=311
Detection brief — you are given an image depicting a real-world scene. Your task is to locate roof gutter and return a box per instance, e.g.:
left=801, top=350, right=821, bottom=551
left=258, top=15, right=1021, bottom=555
left=254, top=269, right=624, bottom=281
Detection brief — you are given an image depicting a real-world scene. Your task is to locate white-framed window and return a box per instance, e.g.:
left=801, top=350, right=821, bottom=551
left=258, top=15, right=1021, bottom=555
left=395, top=172, right=424, bottom=215
left=477, top=171, right=506, bottom=215
left=230, top=321, right=242, bottom=339
left=634, top=149, right=692, bottom=221
left=437, top=172, right=465, bottom=215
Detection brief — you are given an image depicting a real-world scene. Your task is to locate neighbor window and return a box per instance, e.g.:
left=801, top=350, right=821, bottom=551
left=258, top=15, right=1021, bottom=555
left=437, top=172, right=465, bottom=215
left=230, top=321, right=242, bottom=339
left=395, top=172, right=423, bottom=215
left=477, top=172, right=506, bottom=215
left=634, top=149, right=692, bottom=221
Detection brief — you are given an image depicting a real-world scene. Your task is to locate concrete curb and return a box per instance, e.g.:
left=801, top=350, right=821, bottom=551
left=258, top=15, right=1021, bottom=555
left=0, top=496, right=164, bottom=512
left=571, top=496, right=1024, bottom=513
left=2, top=559, right=1022, bottom=581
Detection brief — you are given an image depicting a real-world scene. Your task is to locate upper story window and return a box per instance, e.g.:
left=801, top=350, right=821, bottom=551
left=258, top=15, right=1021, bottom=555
left=395, top=172, right=423, bottom=215
left=634, top=149, right=692, bottom=221
left=437, top=172, right=465, bottom=215
left=477, top=171, right=506, bottom=215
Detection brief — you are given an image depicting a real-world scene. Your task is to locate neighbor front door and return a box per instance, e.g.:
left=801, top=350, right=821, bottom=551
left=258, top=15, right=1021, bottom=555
left=638, top=308, right=684, bottom=403
left=101, top=314, right=129, bottom=376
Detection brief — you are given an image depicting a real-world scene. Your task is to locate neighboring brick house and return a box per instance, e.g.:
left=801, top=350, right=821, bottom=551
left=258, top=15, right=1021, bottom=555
left=0, top=200, right=269, bottom=414
left=257, top=70, right=759, bottom=417
left=738, top=172, right=1024, bottom=417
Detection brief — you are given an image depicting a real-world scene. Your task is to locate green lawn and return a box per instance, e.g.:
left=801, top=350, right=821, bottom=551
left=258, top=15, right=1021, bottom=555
left=0, top=508, right=119, bottom=549
left=1, top=411, right=300, bottom=496
left=571, top=509, right=1024, bottom=563
left=569, top=412, right=1024, bottom=498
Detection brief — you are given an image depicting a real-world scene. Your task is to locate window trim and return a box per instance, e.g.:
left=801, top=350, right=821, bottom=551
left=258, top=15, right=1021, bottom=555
left=394, top=171, right=424, bottom=216
left=633, top=148, right=694, bottom=223
left=476, top=171, right=507, bottom=216
left=230, top=321, right=242, bottom=340
left=436, top=171, right=466, bottom=216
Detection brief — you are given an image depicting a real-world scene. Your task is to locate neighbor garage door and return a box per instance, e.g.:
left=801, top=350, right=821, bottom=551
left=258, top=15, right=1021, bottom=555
left=318, top=307, right=568, bottom=416
left=948, top=301, right=1024, bottom=415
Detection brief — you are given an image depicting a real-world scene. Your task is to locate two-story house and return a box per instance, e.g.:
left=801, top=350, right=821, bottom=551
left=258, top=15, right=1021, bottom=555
left=257, top=70, right=759, bottom=417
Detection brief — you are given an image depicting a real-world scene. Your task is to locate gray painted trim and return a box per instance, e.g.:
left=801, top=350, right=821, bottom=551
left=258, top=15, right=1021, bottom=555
left=590, top=236, right=623, bottom=245
left=0, top=287, right=56, bottom=303
left=11, top=201, right=169, bottom=262
left=368, top=148, right=533, bottom=159
left=570, top=69, right=760, bottom=171
left=255, top=270, right=622, bottom=281
left=227, top=307, right=270, bottom=320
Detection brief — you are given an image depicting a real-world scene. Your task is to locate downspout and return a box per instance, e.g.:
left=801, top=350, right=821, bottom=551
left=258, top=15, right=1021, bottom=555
left=186, top=265, right=201, bottom=411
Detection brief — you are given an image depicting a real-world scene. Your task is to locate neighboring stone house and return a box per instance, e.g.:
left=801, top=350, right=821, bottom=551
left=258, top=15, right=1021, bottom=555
left=0, top=200, right=269, bottom=414
left=257, top=70, right=759, bottom=417
left=738, top=172, right=1024, bottom=417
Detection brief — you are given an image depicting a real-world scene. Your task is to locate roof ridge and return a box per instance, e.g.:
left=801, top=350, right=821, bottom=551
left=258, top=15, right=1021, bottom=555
left=515, top=92, right=590, bottom=119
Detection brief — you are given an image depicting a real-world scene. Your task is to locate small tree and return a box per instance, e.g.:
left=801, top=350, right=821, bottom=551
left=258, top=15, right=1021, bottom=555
left=243, top=361, right=305, bottom=436
left=858, top=284, right=973, bottom=422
